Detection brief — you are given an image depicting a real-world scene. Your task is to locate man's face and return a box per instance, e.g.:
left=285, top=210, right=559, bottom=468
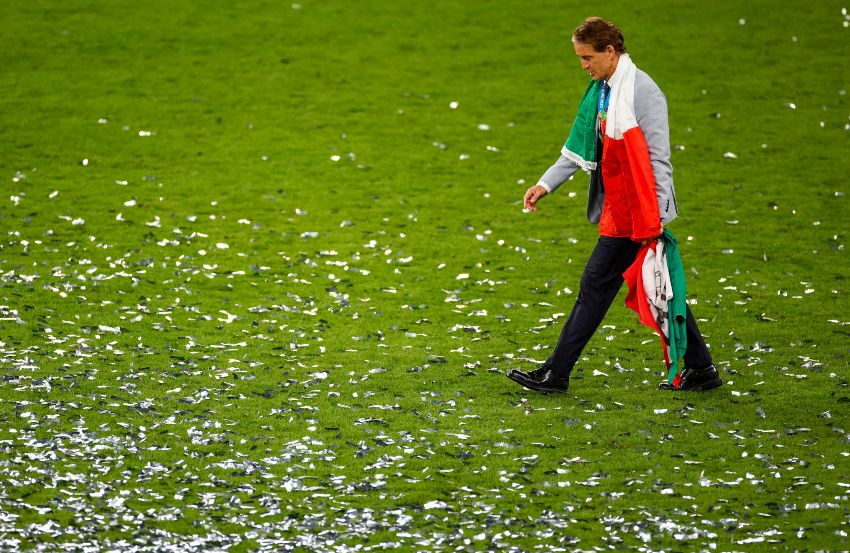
left=573, top=41, right=616, bottom=81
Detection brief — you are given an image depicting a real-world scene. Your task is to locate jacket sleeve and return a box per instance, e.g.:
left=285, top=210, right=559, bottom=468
left=634, top=76, right=678, bottom=224
left=537, top=154, right=581, bottom=193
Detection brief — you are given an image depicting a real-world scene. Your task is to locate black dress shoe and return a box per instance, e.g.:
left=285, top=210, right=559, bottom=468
left=508, top=365, right=549, bottom=381
left=507, top=366, right=569, bottom=393
left=658, top=364, right=722, bottom=391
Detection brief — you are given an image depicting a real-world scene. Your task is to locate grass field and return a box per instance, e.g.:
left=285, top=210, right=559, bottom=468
left=1, top=0, right=849, bottom=551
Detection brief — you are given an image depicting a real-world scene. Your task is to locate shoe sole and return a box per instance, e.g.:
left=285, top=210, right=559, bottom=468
left=506, top=372, right=568, bottom=394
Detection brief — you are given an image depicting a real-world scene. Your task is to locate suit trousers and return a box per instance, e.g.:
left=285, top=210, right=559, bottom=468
left=546, top=236, right=713, bottom=374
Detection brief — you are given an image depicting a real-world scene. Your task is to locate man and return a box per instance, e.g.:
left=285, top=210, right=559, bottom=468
left=507, top=16, right=722, bottom=393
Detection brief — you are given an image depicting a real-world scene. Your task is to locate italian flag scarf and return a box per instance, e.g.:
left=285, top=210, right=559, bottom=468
left=562, top=53, right=639, bottom=168
left=562, top=53, right=662, bottom=242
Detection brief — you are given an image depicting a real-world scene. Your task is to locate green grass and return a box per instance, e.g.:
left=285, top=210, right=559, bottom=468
left=1, top=0, right=848, bottom=550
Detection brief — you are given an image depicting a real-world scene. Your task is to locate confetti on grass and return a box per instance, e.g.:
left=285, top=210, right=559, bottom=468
left=1, top=12, right=848, bottom=551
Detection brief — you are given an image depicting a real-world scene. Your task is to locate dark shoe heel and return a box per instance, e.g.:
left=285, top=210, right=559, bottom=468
left=659, top=364, right=723, bottom=391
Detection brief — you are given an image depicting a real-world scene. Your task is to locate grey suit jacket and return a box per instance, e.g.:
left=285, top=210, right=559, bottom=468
left=538, top=68, right=679, bottom=226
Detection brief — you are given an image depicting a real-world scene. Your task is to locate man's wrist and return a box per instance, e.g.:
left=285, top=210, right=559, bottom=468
left=537, top=181, right=552, bottom=194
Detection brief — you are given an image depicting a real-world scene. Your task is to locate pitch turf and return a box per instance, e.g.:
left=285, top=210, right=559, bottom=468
left=1, top=0, right=848, bottom=550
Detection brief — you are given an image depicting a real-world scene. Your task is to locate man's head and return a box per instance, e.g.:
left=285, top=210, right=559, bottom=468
left=572, top=17, right=626, bottom=81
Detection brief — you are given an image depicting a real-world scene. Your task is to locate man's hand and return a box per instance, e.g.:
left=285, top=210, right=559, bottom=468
left=523, top=184, right=548, bottom=212
left=640, top=227, right=664, bottom=246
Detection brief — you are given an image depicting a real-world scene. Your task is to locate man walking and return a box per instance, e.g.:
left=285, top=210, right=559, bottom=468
left=507, top=16, right=722, bottom=393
